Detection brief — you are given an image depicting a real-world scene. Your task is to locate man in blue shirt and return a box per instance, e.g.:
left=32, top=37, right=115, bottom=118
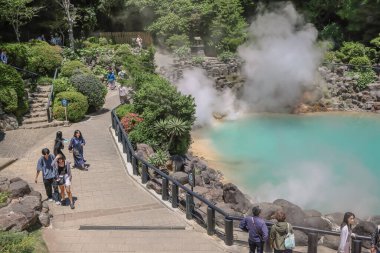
left=240, top=206, right=269, bottom=253
left=35, top=148, right=59, bottom=203
left=0, top=50, right=8, bottom=64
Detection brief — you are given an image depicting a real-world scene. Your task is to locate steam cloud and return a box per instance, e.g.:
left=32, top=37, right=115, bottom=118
left=238, top=2, right=323, bottom=112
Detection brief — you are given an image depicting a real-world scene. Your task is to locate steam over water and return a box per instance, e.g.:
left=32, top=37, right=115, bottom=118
left=207, top=114, right=380, bottom=216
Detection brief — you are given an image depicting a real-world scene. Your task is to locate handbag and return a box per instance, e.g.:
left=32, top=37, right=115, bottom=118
left=284, top=222, right=296, bottom=249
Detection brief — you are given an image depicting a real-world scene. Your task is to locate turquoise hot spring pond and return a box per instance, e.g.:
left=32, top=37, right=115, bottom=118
left=206, top=113, right=380, bottom=216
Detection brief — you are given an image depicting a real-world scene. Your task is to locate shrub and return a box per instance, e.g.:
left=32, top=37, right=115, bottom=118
left=147, top=149, right=169, bottom=168
left=347, top=70, right=377, bottom=90
left=53, top=77, right=76, bottom=95
left=173, top=46, right=191, bottom=59
left=53, top=91, right=88, bottom=122
left=192, top=56, right=205, bottom=64
left=165, top=34, right=190, bottom=50
left=0, top=64, right=28, bottom=117
left=120, top=113, right=143, bottom=133
left=27, top=41, right=62, bottom=76
left=0, top=191, right=9, bottom=204
left=60, top=60, right=90, bottom=78
left=62, top=47, right=79, bottom=61
left=337, top=42, right=367, bottom=63
left=36, top=76, right=53, bottom=86
left=69, top=74, right=107, bottom=111
left=1, top=43, right=29, bottom=68
left=92, top=65, right=108, bottom=76
left=320, top=23, right=344, bottom=47
left=218, top=51, right=235, bottom=63
left=0, top=230, right=48, bottom=253
left=348, top=56, right=372, bottom=70
left=115, top=103, right=134, bottom=118
left=99, top=37, right=110, bottom=46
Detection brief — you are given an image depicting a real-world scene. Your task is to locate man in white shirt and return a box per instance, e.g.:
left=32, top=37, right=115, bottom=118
left=118, top=85, right=128, bottom=104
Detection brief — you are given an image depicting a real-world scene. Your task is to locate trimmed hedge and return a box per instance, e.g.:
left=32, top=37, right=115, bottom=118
left=27, top=41, right=62, bottom=76
left=60, top=60, right=91, bottom=78
left=0, top=43, right=29, bottom=69
left=0, top=64, right=28, bottom=117
left=69, top=74, right=107, bottom=111
left=53, top=91, right=88, bottom=122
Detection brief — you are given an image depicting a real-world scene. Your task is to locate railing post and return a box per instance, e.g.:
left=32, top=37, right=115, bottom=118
left=117, top=125, right=122, bottom=143
left=122, top=136, right=127, bottom=153
left=132, top=156, right=138, bottom=175
left=171, top=183, right=178, bottom=208
left=224, top=217, right=233, bottom=246
left=186, top=193, right=193, bottom=219
left=141, top=164, right=148, bottom=184
left=111, top=113, right=115, bottom=129
left=352, top=239, right=362, bottom=253
left=126, top=149, right=131, bottom=163
left=162, top=178, right=169, bottom=201
left=207, top=207, right=215, bottom=236
left=308, top=232, right=318, bottom=253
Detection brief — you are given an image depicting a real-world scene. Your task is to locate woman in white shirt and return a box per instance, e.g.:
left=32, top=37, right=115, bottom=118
left=338, top=212, right=356, bottom=253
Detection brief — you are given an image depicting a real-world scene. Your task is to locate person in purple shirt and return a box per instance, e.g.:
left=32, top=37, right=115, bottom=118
left=240, top=206, right=269, bottom=253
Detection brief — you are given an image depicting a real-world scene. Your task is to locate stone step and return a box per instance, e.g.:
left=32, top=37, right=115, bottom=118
left=19, top=120, right=65, bottom=129
left=22, top=117, right=48, bottom=125
left=29, top=98, right=48, bottom=103
left=23, top=111, right=46, bottom=118
left=30, top=93, right=49, bottom=98
left=28, top=102, right=46, bottom=108
left=37, top=86, right=51, bottom=93
left=29, top=107, right=47, bottom=113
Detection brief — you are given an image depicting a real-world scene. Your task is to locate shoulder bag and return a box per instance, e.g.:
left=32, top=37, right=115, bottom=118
left=284, top=222, right=296, bottom=249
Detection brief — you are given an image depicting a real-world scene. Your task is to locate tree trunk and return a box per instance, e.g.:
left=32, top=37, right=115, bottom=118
left=68, top=19, right=74, bottom=50
left=12, top=23, right=20, bottom=42
left=167, top=134, right=174, bottom=152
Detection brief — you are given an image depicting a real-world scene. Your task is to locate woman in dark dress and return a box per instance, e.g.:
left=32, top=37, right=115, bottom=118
left=53, top=131, right=66, bottom=160
left=68, top=130, right=87, bottom=169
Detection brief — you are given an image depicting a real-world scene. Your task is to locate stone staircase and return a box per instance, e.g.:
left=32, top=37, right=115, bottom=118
left=20, top=86, right=64, bottom=129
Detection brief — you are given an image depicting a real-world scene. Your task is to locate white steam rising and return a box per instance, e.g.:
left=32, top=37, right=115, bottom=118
left=238, top=3, right=323, bottom=112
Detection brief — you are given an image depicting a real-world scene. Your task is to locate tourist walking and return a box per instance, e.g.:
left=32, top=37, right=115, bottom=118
left=54, top=131, right=66, bottom=160
left=136, top=35, right=143, bottom=49
left=270, top=210, right=294, bottom=253
left=0, top=50, right=8, bottom=64
left=35, top=148, right=60, bottom=204
left=371, top=224, right=380, bottom=253
left=118, top=85, right=128, bottom=104
left=68, top=130, right=87, bottom=169
left=338, top=212, right=356, bottom=253
left=52, top=154, right=75, bottom=209
left=239, top=206, right=269, bottom=253
left=106, top=68, right=116, bottom=90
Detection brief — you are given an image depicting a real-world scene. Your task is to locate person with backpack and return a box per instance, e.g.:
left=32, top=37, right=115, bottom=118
left=239, top=206, right=269, bottom=253
left=35, top=148, right=60, bottom=204
left=270, top=210, right=295, bottom=253
left=371, top=225, right=380, bottom=253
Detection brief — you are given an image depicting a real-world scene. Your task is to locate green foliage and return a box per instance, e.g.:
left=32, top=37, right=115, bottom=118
left=165, top=34, right=191, bottom=50
left=115, top=103, right=134, bottom=118
left=61, top=48, right=79, bottom=61
left=69, top=74, right=107, bottom=111
left=60, top=60, right=90, bottom=78
left=0, top=63, right=28, bottom=116
left=192, top=56, right=205, bottom=64
left=320, top=23, right=344, bottom=47
left=337, top=42, right=367, bottom=63
left=370, top=34, right=380, bottom=63
left=53, top=77, right=76, bottom=95
left=27, top=41, right=62, bottom=76
left=348, top=56, right=372, bottom=70
left=1, top=43, right=29, bottom=68
left=139, top=47, right=156, bottom=73
left=324, top=51, right=339, bottom=63
left=0, top=191, right=9, bottom=204
left=36, top=76, right=52, bottom=86
left=0, top=230, right=48, bottom=253
left=148, top=149, right=169, bottom=168
left=217, top=51, right=235, bottom=63
left=53, top=91, right=88, bottom=122
left=173, top=46, right=191, bottom=59
left=347, top=70, right=377, bottom=90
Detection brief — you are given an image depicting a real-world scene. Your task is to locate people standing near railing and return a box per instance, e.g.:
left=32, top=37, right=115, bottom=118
left=270, top=210, right=294, bottom=253
left=0, top=50, right=8, bottom=64
left=338, top=212, right=357, bottom=253
left=68, top=130, right=88, bottom=170
left=370, top=225, right=380, bottom=253
left=239, top=206, right=269, bottom=253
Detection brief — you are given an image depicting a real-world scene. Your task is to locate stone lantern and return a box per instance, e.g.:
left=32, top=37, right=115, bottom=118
left=191, top=37, right=205, bottom=56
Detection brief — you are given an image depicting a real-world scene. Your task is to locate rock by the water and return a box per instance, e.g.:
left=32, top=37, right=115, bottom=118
left=136, top=143, right=154, bottom=160
left=294, top=230, right=308, bottom=246
left=172, top=172, right=189, bottom=185
left=252, top=202, right=282, bottom=220
left=38, top=212, right=50, bottom=227
left=223, top=183, right=251, bottom=214
left=0, top=177, right=10, bottom=192
left=273, top=199, right=306, bottom=226
left=9, top=179, right=31, bottom=198
left=304, top=216, right=331, bottom=230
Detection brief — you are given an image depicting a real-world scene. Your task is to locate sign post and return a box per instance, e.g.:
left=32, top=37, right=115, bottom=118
left=188, top=167, right=196, bottom=191
left=61, top=99, right=69, bottom=126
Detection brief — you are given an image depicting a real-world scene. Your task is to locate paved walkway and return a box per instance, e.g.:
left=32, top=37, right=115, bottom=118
left=0, top=90, right=241, bottom=252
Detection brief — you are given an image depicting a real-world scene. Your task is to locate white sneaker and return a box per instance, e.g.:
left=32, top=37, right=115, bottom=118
left=48, top=198, right=53, bottom=202
left=55, top=201, right=61, bottom=205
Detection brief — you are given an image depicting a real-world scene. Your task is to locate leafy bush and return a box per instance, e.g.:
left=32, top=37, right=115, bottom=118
left=165, top=34, right=190, bottom=50
left=0, top=191, right=9, bottom=204
left=115, top=103, right=134, bottom=118
left=218, top=51, right=235, bottom=62
left=62, top=47, right=79, bottom=61
left=348, top=56, right=372, bottom=70
left=36, top=76, right=53, bottom=86
left=1, top=43, right=29, bottom=68
left=27, top=41, right=62, bottom=76
left=60, top=60, right=90, bottom=78
left=120, top=113, right=143, bottom=133
left=69, top=74, right=107, bottom=111
left=139, top=47, right=156, bottom=73
left=192, top=56, right=205, bottom=64
left=324, top=51, right=339, bottom=63
left=53, top=77, right=76, bottom=95
left=0, top=230, right=48, bottom=253
left=0, top=64, right=28, bottom=117
left=347, top=70, right=377, bottom=90
left=92, top=65, right=108, bottom=76
left=173, top=46, right=191, bottom=59
left=99, top=37, right=110, bottom=46
left=337, top=42, right=367, bottom=63
left=53, top=91, right=88, bottom=122
left=148, top=149, right=169, bottom=168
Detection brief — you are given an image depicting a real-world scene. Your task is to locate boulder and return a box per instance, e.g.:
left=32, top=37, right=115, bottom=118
left=135, top=143, right=154, bottom=160
left=186, top=157, right=208, bottom=172
left=0, top=212, right=29, bottom=231
left=369, top=216, right=380, bottom=225
left=304, top=216, right=331, bottom=230
left=170, top=155, right=186, bottom=172
left=325, top=212, right=344, bottom=226
left=0, top=177, right=10, bottom=192
left=353, top=221, right=376, bottom=238
left=273, top=199, right=306, bottom=226
left=322, top=234, right=340, bottom=250
left=0, top=113, right=19, bottom=131
left=19, top=195, right=42, bottom=212
left=253, top=202, right=283, bottom=220
left=10, top=177, right=22, bottom=183
left=295, top=230, right=308, bottom=246
left=223, top=183, right=251, bottom=214
left=304, top=209, right=322, bottom=217
left=38, top=212, right=50, bottom=227
left=9, top=179, right=31, bottom=198
left=146, top=180, right=162, bottom=195
left=172, top=172, right=189, bottom=185
left=29, top=191, right=42, bottom=201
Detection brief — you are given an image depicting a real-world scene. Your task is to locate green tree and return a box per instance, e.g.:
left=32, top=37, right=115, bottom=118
left=56, top=0, right=75, bottom=50
left=155, top=118, right=191, bottom=152
left=0, top=0, right=41, bottom=42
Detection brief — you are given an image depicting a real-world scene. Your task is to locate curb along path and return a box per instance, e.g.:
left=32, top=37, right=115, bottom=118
left=0, top=91, right=238, bottom=252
